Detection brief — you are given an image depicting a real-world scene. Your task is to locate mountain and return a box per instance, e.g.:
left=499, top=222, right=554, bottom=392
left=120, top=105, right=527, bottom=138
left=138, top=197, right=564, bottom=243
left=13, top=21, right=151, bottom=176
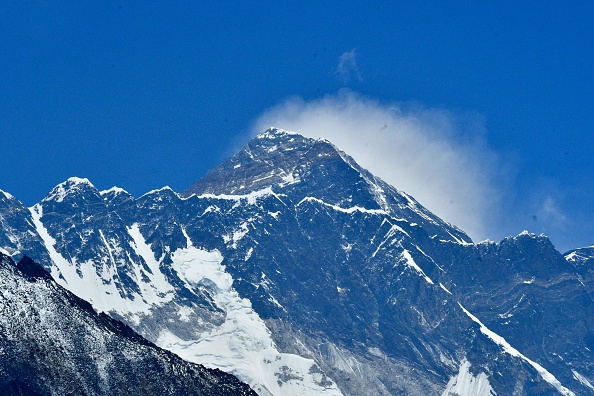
left=0, top=128, right=592, bottom=395
left=0, top=252, right=255, bottom=395
left=565, top=244, right=594, bottom=282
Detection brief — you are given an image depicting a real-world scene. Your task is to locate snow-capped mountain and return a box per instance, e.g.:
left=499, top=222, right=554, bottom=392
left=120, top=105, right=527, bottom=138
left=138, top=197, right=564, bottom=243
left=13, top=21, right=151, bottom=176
left=0, top=252, right=255, bottom=395
left=0, top=128, right=592, bottom=395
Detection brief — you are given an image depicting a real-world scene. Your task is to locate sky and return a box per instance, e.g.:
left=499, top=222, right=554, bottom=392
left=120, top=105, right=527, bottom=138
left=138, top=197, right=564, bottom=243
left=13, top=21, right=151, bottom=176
left=1, top=2, right=593, bottom=252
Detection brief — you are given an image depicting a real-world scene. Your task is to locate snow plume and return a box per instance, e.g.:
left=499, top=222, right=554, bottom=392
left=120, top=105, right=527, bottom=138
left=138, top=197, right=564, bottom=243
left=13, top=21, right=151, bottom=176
left=251, top=91, right=504, bottom=241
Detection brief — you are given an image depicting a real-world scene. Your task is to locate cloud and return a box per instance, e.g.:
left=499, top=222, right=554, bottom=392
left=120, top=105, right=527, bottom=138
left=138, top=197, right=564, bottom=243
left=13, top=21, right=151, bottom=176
left=251, top=90, right=506, bottom=241
left=336, top=49, right=362, bottom=83
left=539, top=196, right=568, bottom=226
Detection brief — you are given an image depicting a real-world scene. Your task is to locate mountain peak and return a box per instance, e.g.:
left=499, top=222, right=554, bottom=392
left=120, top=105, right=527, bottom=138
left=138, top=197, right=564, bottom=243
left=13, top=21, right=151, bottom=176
left=183, top=129, right=471, bottom=244
left=256, top=127, right=300, bottom=140
left=183, top=129, right=340, bottom=197
left=42, top=177, right=98, bottom=203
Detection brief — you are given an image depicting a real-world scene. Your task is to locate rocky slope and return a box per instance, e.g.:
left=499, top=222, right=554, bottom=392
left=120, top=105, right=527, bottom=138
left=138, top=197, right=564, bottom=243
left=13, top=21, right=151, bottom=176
left=0, top=128, right=591, bottom=395
left=0, top=253, right=255, bottom=396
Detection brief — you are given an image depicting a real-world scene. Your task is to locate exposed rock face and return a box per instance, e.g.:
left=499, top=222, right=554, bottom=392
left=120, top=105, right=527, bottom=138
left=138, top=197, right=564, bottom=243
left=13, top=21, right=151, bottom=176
left=0, top=253, right=255, bottom=396
left=0, top=128, right=592, bottom=395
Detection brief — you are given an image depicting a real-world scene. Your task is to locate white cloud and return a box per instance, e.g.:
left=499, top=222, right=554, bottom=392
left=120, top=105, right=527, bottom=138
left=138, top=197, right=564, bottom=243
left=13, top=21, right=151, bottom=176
left=539, top=196, right=568, bottom=226
left=251, top=90, right=505, bottom=241
left=336, top=49, right=362, bottom=83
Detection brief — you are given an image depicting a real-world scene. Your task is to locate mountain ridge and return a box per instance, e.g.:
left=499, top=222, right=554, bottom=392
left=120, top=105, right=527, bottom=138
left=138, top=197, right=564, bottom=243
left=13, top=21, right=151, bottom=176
left=0, top=128, right=592, bottom=395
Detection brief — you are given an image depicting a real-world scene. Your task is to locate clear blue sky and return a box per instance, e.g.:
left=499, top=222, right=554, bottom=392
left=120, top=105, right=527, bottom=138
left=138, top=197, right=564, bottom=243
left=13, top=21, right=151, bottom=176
left=1, top=1, right=593, bottom=252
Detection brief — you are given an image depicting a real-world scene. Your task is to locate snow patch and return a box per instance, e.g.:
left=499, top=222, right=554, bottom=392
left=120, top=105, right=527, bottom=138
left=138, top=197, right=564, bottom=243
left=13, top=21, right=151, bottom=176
left=43, top=177, right=95, bottom=203
left=139, top=186, right=177, bottom=199
left=442, top=359, right=495, bottom=396
left=571, top=370, right=594, bottom=391
left=199, top=187, right=282, bottom=205
left=439, top=283, right=452, bottom=294
left=165, top=246, right=342, bottom=396
left=0, top=190, right=15, bottom=200
left=256, top=127, right=299, bottom=140
left=459, top=303, right=575, bottom=396
left=100, top=186, right=129, bottom=196
left=297, top=196, right=387, bottom=215
left=400, top=249, right=434, bottom=285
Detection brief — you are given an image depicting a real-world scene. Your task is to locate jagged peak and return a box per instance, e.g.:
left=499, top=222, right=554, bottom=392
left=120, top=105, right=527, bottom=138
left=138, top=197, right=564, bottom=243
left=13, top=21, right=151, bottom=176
left=256, top=127, right=301, bottom=140
left=100, top=186, right=131, bottom=197
left=0, top=190, right=15, bottom=201
left=42, top=177, right=98, bottom=203
left=65, top=176, right=94, bottom=186
left=138, top=186, right=179, bottom=199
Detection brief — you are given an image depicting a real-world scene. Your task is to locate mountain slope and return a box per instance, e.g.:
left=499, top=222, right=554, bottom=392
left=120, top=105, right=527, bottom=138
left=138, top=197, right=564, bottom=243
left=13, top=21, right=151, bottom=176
left=0, top=128, right=591, bottom=395
left=0, top=253, right=255, bottom=396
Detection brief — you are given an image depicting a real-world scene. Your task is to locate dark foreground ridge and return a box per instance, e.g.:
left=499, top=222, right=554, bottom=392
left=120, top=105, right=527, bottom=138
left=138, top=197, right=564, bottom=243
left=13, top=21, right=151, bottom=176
left=0, top=253, right=256, bottom=396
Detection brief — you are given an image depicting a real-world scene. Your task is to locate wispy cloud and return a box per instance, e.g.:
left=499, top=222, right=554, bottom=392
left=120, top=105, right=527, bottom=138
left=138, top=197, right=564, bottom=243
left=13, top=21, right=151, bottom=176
left=336, top=49, right=362, bottom=83
left=251, top=90, right=507, bottom=241
left=539, top=196, right=568, bottom=226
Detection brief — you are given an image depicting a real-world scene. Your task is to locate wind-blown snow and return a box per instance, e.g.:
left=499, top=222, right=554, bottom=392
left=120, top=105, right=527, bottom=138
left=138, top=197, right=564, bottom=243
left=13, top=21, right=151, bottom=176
left=163, top=245, right=342, bottom=396
left=442, top=359, right=495, bottom=396
left=458, top=303, right=575, bottom=396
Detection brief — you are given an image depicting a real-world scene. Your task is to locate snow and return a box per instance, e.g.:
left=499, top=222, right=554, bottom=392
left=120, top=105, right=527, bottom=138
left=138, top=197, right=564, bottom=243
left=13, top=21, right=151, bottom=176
left=442, top=359, right=495, bottom=396
left=458, top=303, right=575, bottom=396
left=139, top=186, right=177, bottom=199
left=244, top=247, right=254, bottom=261
left=126, top=223, right=175, bottom=302
left=571, top=370, right=594, bottom=391
left=164, top=246, right=343, bottom=396
left=99, top=186, right=129, bottom=196
left=257, top=127, right=299, bottom=140
left=439, top=283, right=452, bottom=295
left=268, top=211, right=281, bottom=220
left=223, top=221, right=252, bottom=249
left=42, top=177, right=95, bottom=202
left=296, top=196, right=387, bottom=215
left=400, top=249, right=434, bottom=285
left=279, top=172, right=300, bottom=187
left=199, top=187, right=284, bottom=206
left=564, top=251, right=579, bottom=262
left=29, top=207, right=172, bottom=319
left=0, top=190, right=15, bottom=200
